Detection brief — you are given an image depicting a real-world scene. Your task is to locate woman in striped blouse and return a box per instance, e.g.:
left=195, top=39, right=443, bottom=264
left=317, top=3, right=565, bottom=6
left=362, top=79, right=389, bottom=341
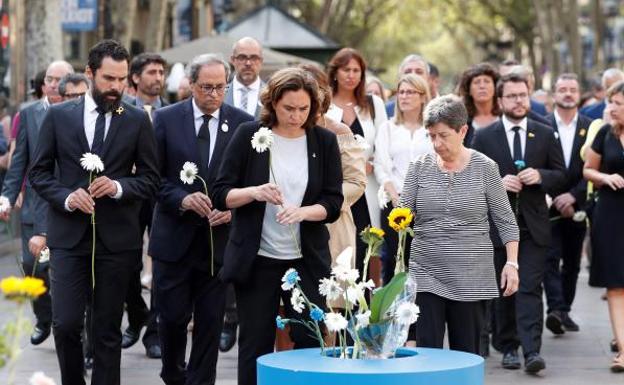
left=399, top=95, right=520, bottom=354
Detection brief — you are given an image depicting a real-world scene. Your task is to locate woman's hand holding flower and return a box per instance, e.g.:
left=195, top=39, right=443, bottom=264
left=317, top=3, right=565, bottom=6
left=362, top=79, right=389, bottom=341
left=276, top=205, right=305, bottom=225
left=252, top=183, right=283, bottom=205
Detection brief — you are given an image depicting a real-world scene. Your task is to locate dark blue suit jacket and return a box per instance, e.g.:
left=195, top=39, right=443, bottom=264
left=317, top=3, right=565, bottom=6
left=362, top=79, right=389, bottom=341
left=579, top=100, right=605, bottom=120
left=29, top=97, right=160, bottom=252
left=148, top=99, right=254, bottom=263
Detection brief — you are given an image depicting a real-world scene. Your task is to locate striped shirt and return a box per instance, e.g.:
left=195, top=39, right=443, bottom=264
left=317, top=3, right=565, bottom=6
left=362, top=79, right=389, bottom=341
left=399, top=150, right=519, bottom=301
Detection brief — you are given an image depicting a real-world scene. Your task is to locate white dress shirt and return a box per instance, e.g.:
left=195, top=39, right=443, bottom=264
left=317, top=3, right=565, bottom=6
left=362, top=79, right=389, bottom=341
left=502, top=115, right=528, bottom=160
left=374, top=120, right=433, bottom=193
left=554, top=110, right=578, bottom=168
left=65, top=92, right=122, bottom=211
left=232, top=77, right=261, bottom=116
left=192, top=98, right=219, bottom=166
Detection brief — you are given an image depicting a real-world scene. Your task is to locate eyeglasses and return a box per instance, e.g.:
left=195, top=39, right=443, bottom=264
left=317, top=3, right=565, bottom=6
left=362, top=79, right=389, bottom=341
left=195, top=83, right=228, bottom=95
left=398, top=90, right=421, bottom=97
left=502, top=93, right=529, bottom=101
left=64, top=92, right=86, bottom=99
left=233, top=54, right=262, bottom=63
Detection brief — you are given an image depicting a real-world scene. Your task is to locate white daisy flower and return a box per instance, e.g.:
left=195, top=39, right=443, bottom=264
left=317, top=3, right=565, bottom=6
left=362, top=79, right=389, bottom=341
left=251, top=126, right=273, bottom=153
left=378, top=185, right=390, bottom=209
left=0, top=195, right=11, bottom=214
left=180, top=162, right=198, bottom=185
left=80, top=153, right=104, bottom=173
left=573, top=211, right=587, bottom=223
left=355, top=310, right=371, bottom=329
left=318, top=277, right=343, bottom=301
left=325, top=312, right=348, bottom=332
left=39, top=248, right=50, bottom=263
left=354, top=134, right=370, bottom=150
left=332, top=265, right=359, bottom=283
left=290, top=288, right=305, bottom=314
left=345, top=285, right=364, bottom=305
left=395, top=302, right=420, bottom=325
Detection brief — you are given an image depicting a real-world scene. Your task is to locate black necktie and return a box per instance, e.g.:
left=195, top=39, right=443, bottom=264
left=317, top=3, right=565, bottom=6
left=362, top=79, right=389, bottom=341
left=512, top=126, right=522, bottom=162
left=197, top=115, right=212, bottom=170
left=92, top=107, right=106, bottom=155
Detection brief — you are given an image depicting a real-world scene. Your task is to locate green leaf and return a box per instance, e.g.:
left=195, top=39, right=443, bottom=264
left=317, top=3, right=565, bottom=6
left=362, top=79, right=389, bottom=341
left=369, top=272, right=407, bottom=323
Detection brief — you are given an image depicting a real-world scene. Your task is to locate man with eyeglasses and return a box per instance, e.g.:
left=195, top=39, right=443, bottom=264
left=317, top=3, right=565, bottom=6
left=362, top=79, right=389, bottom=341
left=472, top=73, right=566, bottom=374
left=150, top=53, right=253, bottom=385
left=225, top=36, right=264, bottom=118
left=59, top=73, right=89, bottom=101
left=0, top=60, right=74, bottom=347
left=221, top=36, right=264, bottom=353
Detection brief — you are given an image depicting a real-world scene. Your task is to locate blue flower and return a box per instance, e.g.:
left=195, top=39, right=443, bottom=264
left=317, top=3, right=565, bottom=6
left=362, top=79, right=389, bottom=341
left=281, top=268, right=300, bottom=291
left=310, top=307, right=325, bottom=322
left=514, top=160, right=526, bottom=170
left=276, top=315, right=287, bottom=330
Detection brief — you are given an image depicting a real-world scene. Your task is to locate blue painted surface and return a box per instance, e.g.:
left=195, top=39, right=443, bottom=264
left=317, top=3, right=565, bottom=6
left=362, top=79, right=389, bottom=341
left=257, top=347, right=484, bottom=385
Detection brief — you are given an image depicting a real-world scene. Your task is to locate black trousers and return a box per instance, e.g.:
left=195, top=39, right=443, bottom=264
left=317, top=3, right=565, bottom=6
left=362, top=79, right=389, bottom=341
left=125, top=200, right=159, bottom=347
left=543, top=219, right=586, bottom=313
left=223, top=284, right=237, bottom=325
left=379, top=206, right=412, bottom=285
left=50, top=233, right=139, bottom=385
left=492, top=231, right=547, bottom=357
left=351, top=195, right=371, bottom=275
left=154, top=230, right=225, bottom=385
left=21, top=223, right=52, bottom=329
left=236, top=256, right=326, bottom=385
left=414, top=292, right=485, bottom=354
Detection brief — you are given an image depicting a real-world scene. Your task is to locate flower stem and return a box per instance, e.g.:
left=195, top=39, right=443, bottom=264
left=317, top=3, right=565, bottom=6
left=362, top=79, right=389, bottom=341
left=90, top=171, right=96, bottom=290
left=362, top=244, right=372, bottom=283
left=198, top=176, right=214, bottom=276
left=7, top=303, right=25, bottom=385
left=395, top=231, right=406, bottom=275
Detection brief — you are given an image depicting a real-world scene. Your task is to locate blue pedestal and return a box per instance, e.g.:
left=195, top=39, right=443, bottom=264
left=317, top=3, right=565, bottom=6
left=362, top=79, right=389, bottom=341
left=257, top=347, right=484, bottom=385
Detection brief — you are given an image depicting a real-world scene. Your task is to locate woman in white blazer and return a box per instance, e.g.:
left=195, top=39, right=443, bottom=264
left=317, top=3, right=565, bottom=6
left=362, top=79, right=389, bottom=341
left=327, top=47, right=388, bottom=275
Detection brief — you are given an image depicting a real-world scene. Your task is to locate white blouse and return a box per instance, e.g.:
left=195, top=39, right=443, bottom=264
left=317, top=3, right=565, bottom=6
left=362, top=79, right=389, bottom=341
left=374, top=119, right=433, bottom=194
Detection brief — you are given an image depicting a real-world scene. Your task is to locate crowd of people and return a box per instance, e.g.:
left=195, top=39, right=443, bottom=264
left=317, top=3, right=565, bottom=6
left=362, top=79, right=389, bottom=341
left=1, top=35, right=623, bottom=385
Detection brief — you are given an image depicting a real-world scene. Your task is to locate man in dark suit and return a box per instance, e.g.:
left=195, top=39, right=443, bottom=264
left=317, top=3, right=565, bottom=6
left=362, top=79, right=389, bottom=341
left=221, top=36, right=264, bottom=352
left=543, top=73, right=592, bottom=335
left=472, top=73, right=566, bottom=374
left=29, top=40, right=160, bottom=385
left=0, top=60, right=74, bottom=346
left=119, top=52, right=169, bottom=359
left=149, top=53, right=253, bottom=385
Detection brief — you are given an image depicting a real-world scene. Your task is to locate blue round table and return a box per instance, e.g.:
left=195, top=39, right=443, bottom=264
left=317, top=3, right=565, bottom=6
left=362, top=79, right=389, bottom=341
left=257, top=347, right=484, bottom=385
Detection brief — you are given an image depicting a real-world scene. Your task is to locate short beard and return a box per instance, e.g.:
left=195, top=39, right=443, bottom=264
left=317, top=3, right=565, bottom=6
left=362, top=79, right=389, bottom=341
left=92, top=86, right=122, bottom=113
left=504, top=108, right=528, bottom=121
left=555, top=100, right=577, bottom=110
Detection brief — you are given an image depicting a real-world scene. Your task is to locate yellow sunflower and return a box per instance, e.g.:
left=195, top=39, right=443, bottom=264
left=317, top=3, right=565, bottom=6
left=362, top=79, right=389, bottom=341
left=388, top=207, right=413, bottom=232
left=1, top=276, right=47, bottom=301
left=369, top=227, right=385, bottom=238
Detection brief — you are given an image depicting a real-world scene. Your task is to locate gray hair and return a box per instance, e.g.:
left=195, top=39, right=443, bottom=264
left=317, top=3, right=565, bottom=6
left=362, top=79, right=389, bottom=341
left=58, top=73, right=89, bottom=96
left=398, top=54, right=429, bottom=76
left=602, top=68, right=624, bottom=89
left=186, top=53, right=231, bottom=83
left=423, top=94, right=468, bottom=132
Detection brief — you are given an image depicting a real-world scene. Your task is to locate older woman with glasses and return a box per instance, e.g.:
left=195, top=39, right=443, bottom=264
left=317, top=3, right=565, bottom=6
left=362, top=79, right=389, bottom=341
left=399, top=95, right=519, bottom=353
left=374, top=74, right=432, bottom=284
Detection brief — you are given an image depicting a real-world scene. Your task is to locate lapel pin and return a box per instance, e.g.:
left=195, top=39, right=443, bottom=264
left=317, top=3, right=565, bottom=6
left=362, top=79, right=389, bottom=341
left=579, top=128, right=587, bottom=137
left=554, top=131, right=559, bottom=139
left=528, top=132, right=535, bottom=138
left=221, top=121, right=229, bottom=132
left=312, top=153, right=316, bottom=158
left=115, top=106, right=124, bottom=115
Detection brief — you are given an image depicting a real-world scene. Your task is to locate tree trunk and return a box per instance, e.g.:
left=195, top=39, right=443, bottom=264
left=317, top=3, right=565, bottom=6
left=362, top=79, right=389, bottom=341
left=591, top=0, right=605, bottom=71
left=109, top=0, right=138, bottom=50
left=532, top=0, right=553, bottom=84
left=25, top=0, right=63, bottom=83
left=565, top=0, right=583, bottom=81
left=146, top=0, right=169, bottom=52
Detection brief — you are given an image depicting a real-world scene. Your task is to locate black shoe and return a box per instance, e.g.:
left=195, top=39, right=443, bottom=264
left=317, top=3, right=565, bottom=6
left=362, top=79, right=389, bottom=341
left=219, top=325, right=237, bottom=352
left=561, top=313, right=579, bottom=332
left=524, top=352, right=546, bottom=373
left=84, top=356, right=94, bottom=370
left=145, top=344, right=161, bottom=359
left=121, top=328, right=141, bottom=349
left=502, top=350, right=521, bottom=370
left=30, top=326, right=51, bottom=345
left=545, top=311, right=565, bottom=335
left=611, top=339, right=619, bottom=353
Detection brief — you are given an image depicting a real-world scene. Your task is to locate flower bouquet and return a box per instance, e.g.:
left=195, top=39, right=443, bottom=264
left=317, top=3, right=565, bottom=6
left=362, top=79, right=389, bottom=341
left=277, top=246, right=418, bottom=359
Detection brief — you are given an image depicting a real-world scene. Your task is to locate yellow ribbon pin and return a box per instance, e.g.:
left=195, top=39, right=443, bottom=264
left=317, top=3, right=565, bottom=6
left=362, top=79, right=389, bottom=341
left=116, top=106, right=124, bottom=115
left=528, top=132, right=535, bottom=138
left=579, top=128, right=586, bottom=137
